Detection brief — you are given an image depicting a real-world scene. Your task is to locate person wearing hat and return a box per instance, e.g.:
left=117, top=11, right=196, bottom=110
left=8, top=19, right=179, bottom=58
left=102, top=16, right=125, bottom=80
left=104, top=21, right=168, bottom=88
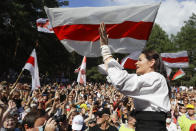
left=99, top=23, right=170, bottom=131
left=72, top=114, right=84, bottom=131
left=89, top=108, right=118, bottom=131
left=178, top=104, right=196, bottom=131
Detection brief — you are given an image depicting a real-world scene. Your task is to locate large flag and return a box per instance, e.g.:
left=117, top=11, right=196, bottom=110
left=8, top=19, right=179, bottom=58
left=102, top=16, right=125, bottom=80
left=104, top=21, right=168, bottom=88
left=161, top=51, right=189, bottom=68
left=172, top=69, right=185, bottom=80
left=23, top=49, right=40, bottom=90
left=45, top=3, right=160, bottom=57
left=121, top=51, right=141, bottom=69
left=77, top=56, right=86, bottom=86
left=36, top=18, right=54, bottom=33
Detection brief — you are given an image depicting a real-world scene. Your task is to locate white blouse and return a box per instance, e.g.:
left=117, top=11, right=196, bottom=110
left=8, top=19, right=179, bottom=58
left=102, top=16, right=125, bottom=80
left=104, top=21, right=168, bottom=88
left=105, top=59, right=171, bottom=112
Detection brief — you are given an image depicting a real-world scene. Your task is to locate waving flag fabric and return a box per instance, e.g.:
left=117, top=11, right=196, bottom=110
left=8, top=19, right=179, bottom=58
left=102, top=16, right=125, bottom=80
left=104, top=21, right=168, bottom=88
left=23, top=49, right=40, bottom=90
left=161, top=51, right=189, bottom=68
left=36, top=18, right=54, bottom=33
left=77, top=56, right=86, bottom=86
left=165, top=66, right=172, bottom=78
left=172, top=69, right=185, bottom=80
left=121, top=51, right=141, bottom=69
left=45, top=3, right=160, bottom=57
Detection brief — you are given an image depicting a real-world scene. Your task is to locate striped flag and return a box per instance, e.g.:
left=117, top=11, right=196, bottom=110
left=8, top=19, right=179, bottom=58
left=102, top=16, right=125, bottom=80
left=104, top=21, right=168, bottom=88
left=74, top=66, right=80, bottom=73
left=36, top=18, right=54, bottom=33
left=165, top=66, right=172, bottom=78
left=172, top=69, right=185, bottom=80
left=77, top=56, right=86, bottom=86
left=161, top=51, right=189, bottom=68
left=121, top=51, right=141, bottom=69
left=23, top=49, right=40, bottom=90
left=45, top=3, right=160, bottom=57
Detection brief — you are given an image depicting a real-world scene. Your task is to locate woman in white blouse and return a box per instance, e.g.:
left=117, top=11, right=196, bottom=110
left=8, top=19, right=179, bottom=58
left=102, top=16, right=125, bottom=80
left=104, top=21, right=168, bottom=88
left=99, top=22, right=171, bottom=131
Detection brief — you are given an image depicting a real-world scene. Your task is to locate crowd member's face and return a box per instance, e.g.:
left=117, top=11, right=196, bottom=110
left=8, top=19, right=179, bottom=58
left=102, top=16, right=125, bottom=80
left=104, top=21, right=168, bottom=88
left=187, top=108, right=195, bottom=116
left=88, top=98, right=93, bottom=104
left=128, top=117, right=136, bottom=126
left=176, top=93, right=181, bottom=100
left=179, top=106, right=187, bottom=113
left=43, top=96, right=48, bottom=102
left=3, top=118, right=16, bottom=129
left=190, top=100, right=195, bottom=105
left=183, top=98, right=188, bottom=104
left=68, top=95, right=73, bottom=101
left=123, top=108, right=128, bottom=114
left=135, top=53, right=155, bottom=75
left=115, top=96, right=120, bottom=102
left=96, top=114, right=109, bottom=125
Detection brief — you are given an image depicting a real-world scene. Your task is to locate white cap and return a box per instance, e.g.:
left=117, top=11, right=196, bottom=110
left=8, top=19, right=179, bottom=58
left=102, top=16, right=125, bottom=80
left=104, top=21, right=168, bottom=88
left=72, top=115, right=84, bottom=131
left=166, top=118, right=172, bottom=123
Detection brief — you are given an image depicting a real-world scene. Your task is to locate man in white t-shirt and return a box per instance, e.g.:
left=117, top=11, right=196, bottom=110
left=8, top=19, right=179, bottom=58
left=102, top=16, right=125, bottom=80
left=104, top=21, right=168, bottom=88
left=166, top=117, right=178, bottom=131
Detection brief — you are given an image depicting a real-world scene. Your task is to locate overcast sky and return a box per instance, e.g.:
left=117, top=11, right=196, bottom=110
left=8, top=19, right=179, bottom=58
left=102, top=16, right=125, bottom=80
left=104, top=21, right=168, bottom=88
left=65, top=0, right=196, bottom=35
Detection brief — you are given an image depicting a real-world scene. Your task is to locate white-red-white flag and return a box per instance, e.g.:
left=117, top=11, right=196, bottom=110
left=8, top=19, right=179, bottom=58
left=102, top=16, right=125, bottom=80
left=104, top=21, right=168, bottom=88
left=74, top=66, right=80, bottom=73
left=23, top=49, right=40, bottom=90
left=161, top=51, right=189, bottom=68
left=77, top=56, right=86, bottom=86
left=121, top=51, right=141, bottom=69
left=45, top=3, right=160, bottom=57
left=36, top=18, right=54, bottom=33
left=165, top=66, right=172, bottom=79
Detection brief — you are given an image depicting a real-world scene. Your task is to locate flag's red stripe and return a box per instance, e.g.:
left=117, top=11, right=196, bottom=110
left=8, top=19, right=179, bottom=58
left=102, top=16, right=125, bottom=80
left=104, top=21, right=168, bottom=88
left=53, top=21, right=153, bottom=41
left=123, top=59, right=137, bottom=69
left=26, top=56, right=35, bottom=66
left=162, top=57, right=188, bottom=63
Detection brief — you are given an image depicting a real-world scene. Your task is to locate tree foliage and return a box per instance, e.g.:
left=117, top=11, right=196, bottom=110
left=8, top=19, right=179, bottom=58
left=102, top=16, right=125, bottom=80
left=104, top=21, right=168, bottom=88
left=0, top=1, right=196, bottom=86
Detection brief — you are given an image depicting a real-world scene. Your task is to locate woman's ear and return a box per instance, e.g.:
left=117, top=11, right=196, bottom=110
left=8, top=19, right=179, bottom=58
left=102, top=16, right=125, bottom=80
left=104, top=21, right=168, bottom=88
left=150, top=59, right=156, bottom=68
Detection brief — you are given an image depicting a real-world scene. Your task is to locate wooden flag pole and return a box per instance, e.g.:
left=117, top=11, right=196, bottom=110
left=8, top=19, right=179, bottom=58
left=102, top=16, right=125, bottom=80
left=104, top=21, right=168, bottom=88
left=9, top=69, right=24, bottom=95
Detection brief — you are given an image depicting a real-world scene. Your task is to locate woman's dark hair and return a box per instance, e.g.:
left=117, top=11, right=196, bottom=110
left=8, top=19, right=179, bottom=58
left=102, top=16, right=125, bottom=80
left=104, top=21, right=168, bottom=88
left=22, top=109, right=46, bottom=129
left=141, top=49, right=171, bottom=98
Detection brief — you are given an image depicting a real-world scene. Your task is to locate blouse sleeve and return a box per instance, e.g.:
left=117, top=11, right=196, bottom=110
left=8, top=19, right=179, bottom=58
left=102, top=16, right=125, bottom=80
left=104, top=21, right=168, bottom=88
left=106, top=59, right=163, bottom=96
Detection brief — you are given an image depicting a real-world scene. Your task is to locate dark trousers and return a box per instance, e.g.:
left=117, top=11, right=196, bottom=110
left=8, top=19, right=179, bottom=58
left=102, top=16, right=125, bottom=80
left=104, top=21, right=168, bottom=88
left=135, top=111, right=167, bottom=131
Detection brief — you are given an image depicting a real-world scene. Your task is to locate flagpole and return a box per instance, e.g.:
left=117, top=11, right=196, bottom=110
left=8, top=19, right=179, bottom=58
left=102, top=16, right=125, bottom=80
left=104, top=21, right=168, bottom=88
left=9, top=69, right=24, bottom=95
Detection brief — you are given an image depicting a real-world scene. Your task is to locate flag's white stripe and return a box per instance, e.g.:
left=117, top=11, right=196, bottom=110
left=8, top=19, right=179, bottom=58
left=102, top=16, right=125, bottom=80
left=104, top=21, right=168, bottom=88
left=61, top=38, right=146, bottom=57
left=36, top=18, right=49, bottom=23
left=161, top=51, right=188, bottom=58
left=45, top=3, right=159, bottom=27
left=23, top=63, right=34, bottom=75
left=163, top=61, right=189, bottom=68
left=37, top=27, right=54, bottom=33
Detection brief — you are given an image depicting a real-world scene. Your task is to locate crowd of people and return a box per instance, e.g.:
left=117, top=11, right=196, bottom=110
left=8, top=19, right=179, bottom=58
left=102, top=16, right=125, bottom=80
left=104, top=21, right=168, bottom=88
left=0, top=81, right=195, bottom=131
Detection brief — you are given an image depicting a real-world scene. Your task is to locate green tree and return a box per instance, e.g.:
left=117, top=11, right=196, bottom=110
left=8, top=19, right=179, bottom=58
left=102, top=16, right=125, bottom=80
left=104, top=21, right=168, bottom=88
left=146, top=23, right=174, bottom=53
left=172, top=13, right=196, bottom=86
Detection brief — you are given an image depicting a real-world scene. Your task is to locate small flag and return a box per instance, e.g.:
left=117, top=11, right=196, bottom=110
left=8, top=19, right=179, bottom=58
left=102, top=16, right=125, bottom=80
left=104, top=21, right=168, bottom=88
left=172, top=69, right=185, bottom=80
left=74, top=66, right=80, bottom=73
left=165, top=66, right=172, bottom=79
left=121, top=51, right=141, bottom=69
left=23, top=49, right=40, bottom=90
left=36, top=18, right=54, bottom=33
left=77, top=56, right=86, bottom=86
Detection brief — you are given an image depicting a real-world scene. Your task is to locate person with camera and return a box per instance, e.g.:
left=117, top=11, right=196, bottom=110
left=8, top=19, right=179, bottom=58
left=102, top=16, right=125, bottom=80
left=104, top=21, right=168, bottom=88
left=89, top=108, right=118, bottom=131
left=99, top=22, right=171, bottom=131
